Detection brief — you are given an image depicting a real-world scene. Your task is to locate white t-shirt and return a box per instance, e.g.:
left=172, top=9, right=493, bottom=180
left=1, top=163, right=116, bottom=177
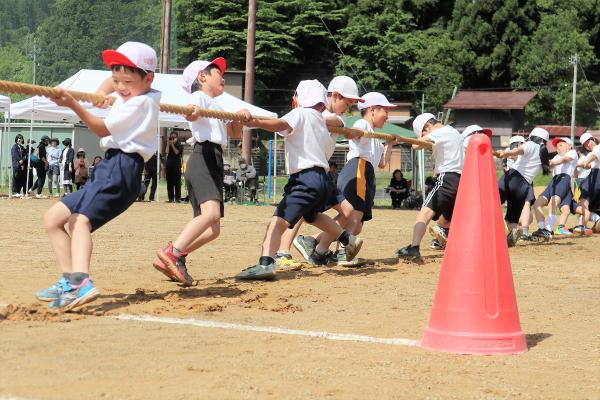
left=101, top=89, right=161, bottom=162
left=591, top=145, right=600, bottom=169
left=187, top=91, right=229, bottom=146
left=512, top=141, right=542, bottom=184
left=552, top=149, right=578, bottom=176
left=278, top=107, right=335, bottom=174
left=504, top=146, right=516, bottom=170
left=577, top=152, right=595, bottom=179
left=321, top=109, right=345, bottom=127
left=346, top=119, right=384, bottom=167
left=428, top=125, right=463, bottom=174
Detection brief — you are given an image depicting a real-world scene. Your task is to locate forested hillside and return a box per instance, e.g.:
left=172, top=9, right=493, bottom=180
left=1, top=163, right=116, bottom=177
left=1, top=0, right=599, bottom=126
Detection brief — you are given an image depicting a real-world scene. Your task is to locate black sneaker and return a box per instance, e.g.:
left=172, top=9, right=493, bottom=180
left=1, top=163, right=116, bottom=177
left=395, top=245, right=420, bottom=259
left=308, top=250, right=336, bottom=266
left=507, top=228, right=522, bottom=247
left=532, top=228, right=553, bottom=239
left=430, top=239, right=444, bottom=250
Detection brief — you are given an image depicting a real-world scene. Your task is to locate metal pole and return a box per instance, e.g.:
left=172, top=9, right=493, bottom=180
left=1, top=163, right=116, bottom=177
left=25, top=98, right=34, bottom=195
left=570, top=54, right=578, bottom=144
left=419, top=92, right=426, bottom=194
left=267, top=139, right=272, bottom=199
left=273, top=132, right=277, bottom=200
left=242, top=0, right=256, bottom=163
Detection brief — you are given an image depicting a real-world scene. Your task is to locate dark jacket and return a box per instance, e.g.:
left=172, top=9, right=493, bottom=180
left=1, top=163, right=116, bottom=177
left=11, top=143, right=27, bottom=169
left=61, top=147, right=75, bottom=180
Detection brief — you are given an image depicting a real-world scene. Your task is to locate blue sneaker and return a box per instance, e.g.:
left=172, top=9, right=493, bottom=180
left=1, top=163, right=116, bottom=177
left=36, top=277, right=69, bottom=302
left=49, top=278, right=100, bottom=311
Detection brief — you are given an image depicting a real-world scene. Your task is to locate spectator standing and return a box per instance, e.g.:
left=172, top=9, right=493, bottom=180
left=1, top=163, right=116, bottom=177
left=47, top=138, right=62, bottom=197
left=11, top=134, right=27, bottom=196
left=236, top=158, right=258, bottom=203
left=30, top=135, right=50, bottom=198
left=89, top=156, right=103, bottom=182
left=74, top=148, right=89, bottom=190
left=165, top=131, right=183, bottom=203
left=140, top=154, right=158, bottom=201
left=223, top=162, right=236, bottom=202
left=327, top=161, right=339, bottom=186
left=388, top=169, right=409, bottom=209
left=60, top=138, right=75, bottom=194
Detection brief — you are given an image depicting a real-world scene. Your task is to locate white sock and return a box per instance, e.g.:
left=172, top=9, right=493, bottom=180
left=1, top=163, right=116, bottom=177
left=538, top=221, right=545, bottom=230
left=591, top=212, right=600, bottom=222
left=547, top=214, right=557, bottom=229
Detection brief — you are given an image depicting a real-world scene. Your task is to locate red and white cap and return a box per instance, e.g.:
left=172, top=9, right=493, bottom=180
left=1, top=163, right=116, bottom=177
left=580, top=132, right=595, bottom=146
left=181, top=57, right=227, bottom=93
left=461, top=124, right=492, bottom=139
left=102, top=42, right=157, bottom=72
left=327, top=76, right=363, bottom=102
left=357, top=92, right=397, bottom=110
left=551, top=137, right=573, bottom=147
left=529, top=127, right=550, bottom=141
left=412, top=112, right=436, bottom=137
left=295, top=80, right=327, bottom=108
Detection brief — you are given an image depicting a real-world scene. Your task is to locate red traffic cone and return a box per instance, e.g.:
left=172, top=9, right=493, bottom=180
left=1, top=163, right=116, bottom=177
left=420, top=134, right=527, bottom=355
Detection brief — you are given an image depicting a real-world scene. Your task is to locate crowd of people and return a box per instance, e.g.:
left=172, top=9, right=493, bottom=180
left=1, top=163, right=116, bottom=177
left=10, top=134, right=98, bottom=198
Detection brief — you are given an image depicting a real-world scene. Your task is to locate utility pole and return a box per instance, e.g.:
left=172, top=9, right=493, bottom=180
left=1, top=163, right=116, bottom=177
left=242, top=0, right=257, bottom=164
left=32, top=36, right=38, bottom=85
left=570, top=54, right=578, bottom=145
left=159, top=0, right=172, bottom=200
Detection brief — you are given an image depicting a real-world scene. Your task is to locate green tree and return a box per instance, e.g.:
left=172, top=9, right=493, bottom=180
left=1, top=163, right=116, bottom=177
left=513, top=10, right=599, bottom=126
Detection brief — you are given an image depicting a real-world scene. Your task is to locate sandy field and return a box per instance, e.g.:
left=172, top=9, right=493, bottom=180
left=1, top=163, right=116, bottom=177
left=1, top=198, right=600, bottom=399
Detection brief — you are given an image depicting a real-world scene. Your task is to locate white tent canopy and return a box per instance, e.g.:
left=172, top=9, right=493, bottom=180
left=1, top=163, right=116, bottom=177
left=0, top=94, right=10, bottom=113
left=9, top=69, right=277, bottom=127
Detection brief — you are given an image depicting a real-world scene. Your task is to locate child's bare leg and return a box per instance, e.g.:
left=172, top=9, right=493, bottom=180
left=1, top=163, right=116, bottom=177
left=261, top=216, right=290, bottom=258
left=67, top=214, right=93, bottom=274
left=344, top=210, right=364, bottom=236
left=558, top=204, right=570, bottom=226
left=312, top=213, right=345, bottom=253
left=314, top=200, right=352, bottom=242
left=580, top=199, right=591, bottom=226
left=437, top=215, right=451, bottom=229
left=533, top=197, right=547, bottom=226
left=279, top=218, right=303, bottom=253
left=185, top=222, right=221, bottom=253
left=411, top=207, right=436, bottom=246
left=43, top=202, right=73, bottom=273
left=173, top=200, right=221, bottom=252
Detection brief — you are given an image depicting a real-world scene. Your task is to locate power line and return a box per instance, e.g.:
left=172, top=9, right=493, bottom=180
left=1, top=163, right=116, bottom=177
left=577, top=62, right=600, bottom=113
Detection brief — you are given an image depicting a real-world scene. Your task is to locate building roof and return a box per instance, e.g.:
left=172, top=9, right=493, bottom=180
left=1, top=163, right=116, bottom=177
left=535, top=125, right=588, bottom=137
left=444, top=91, right=537, bottom=110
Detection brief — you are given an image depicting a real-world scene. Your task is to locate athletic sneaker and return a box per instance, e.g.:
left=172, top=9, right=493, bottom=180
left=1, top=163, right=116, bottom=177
left=293, top=235, right=317, bottom=261
left=274, top=252, right=302, bottom=271
left=553, top=225, right=573, bottom=236
left=156, top=243, right=194, bottom=286
left=36, top=276, right=69, bottom=302
left=335, top=248, right=359, bottom=266
left=308, top=249, right=336, bottom=266
left=235, top=263, right=277, bottom=281
left=49, top=278, right=99, bottom=311
left=571, top=225, right=593, bottom=237
left=344, top=235, right=363, bottom=262
left=395, top=245, right=420, bottom=259
left=520, top=233, right=536, bottom=242
left=532, top=228, right=553, bottom=240
left=592, top=220, right=600, bottom=234
left=430, top=239, right=444, bottom=250
left=507, top=228, right=522, bottom=247
left=428, top=224, right=448, bottom=247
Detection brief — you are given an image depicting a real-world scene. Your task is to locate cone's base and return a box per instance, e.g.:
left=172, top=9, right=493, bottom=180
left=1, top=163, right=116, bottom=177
left=420, top=327, right=528, bottom=355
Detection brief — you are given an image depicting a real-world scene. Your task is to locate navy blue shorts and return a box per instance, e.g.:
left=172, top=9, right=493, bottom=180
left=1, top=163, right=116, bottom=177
left=540, top=173, right=572, bottom=201
left=321, top=174, right=345, bottom=212
left=580, top=169, right=600, bottom=209
left=337, top=157, right=375, bottom=222
left=499, top=169, right=530, bottom=224
left=62, top=149, right=144, bottom=232
left=275, top=167, right=331, bottom=228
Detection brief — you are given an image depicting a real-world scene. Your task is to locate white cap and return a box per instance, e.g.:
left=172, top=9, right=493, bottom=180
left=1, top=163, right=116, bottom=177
left=181, top=57, right=227, bottom=93
left=102, top=42, right=157, bottom=72
left=529, top=127, right=549, bottom=141
left=462, top=124, right=492, bottom=138
left=295, top=80, right=327, bottom=108
left=412, top=112, right=436, bottom=137
left=357, top=92, right=397, bottom=110
left=509, top=135, right=526, bottom=145
left=327, top=76, right=363, bottom=102
left=580, top=132, right=594, bottom=145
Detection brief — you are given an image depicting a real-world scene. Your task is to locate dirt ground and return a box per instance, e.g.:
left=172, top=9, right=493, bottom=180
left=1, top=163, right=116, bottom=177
left=1, top=198, right=600, bottom=400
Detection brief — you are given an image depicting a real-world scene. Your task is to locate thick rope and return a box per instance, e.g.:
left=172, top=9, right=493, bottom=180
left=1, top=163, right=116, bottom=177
left=0, top=79, right=433, bottom=147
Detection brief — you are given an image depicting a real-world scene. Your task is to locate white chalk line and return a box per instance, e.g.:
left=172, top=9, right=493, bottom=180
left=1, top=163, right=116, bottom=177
left=116, top=314, right=419, bottom=347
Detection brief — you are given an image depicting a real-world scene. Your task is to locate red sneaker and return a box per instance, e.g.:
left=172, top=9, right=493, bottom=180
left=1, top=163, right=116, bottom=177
left=152, top=253, right=177, bottom=281
left=156, top=243, right=194, bottom=286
